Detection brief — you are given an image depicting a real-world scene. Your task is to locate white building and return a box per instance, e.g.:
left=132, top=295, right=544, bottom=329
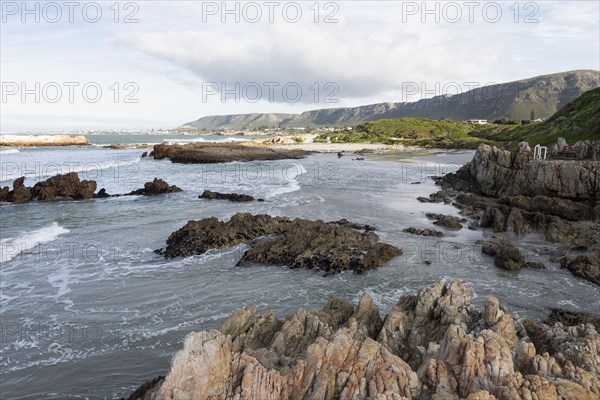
left=467, top=119, right=488, bottom=125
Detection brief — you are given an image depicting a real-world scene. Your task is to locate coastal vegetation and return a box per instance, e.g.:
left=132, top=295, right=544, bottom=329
left=314, top=88, right=600, bottom=149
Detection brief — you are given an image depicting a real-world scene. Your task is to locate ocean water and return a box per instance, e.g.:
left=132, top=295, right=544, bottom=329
left=1, top=136, right=598, bottom=399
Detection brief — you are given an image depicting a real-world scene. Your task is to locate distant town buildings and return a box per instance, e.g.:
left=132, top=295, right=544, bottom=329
left=467, top=119, right=488, bottom=125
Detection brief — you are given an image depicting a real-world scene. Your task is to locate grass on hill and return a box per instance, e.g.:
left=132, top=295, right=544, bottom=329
left=472, top=87, right=600, bottom=147
left=318, top=118, right=499, bottom=149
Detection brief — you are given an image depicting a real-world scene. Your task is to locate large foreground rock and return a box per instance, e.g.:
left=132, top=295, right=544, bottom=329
left=151, top=142, right=310, bottom=164
left=161, top=213, right=401, bottom=274
left=127, top=280, right=600, bottom=400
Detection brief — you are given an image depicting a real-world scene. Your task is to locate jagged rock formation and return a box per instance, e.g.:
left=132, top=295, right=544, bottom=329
left=160, top=213, right=400, bottom=274
left=200, top=190, right=254, bottom=202
left=151, top=142, right=310, bottom=164
left=127, top=280, right=600, bottom=400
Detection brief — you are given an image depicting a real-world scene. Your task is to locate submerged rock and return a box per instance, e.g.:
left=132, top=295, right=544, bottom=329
left=200, top=190, right=254, bottom=202
left=425, top=213, right=464, bottom=230
left=162, top=213, right=401, bottom=274
left=402, top=227, right=444, bottom=237
left=129, top=280, right=600, bottom=400
left=482, top=236, right=527, bottom=271
left=151, top=142, right=310, bottom=164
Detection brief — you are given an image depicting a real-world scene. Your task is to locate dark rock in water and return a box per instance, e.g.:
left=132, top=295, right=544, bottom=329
left=31, top=172, right=97, bottom=201
left=410, top=181, right=422, bottom=185
left=337, top=152, right=344, bottom=158
left=151, top=142, right=310, bottom=164
left=94, top=188, right=110, bottom=198
left=546, top=309, right=600, bottom=331
left=353, top=157, right=365, bottom=161
left=425, top=213, right=463, bottom=230
left=5, top=173, right=97, bottom=203
left=526, top=261, right=546, bottom=270
left=560, top=252, right=600, bottom=285
left=482, top=236, right=527, bottom=271
left=200, top=190, right=254, bottom=202
left=141, top=151, right=148, bottom=158
left=402, top=227, right=444, bottom=237
left=9, top=177, right=33, bottom=203
left=122, top=376, right=164, bottom=400
left=257, top=198, right=265, bottom=202
left=329, top=218, right=375, bottom=231
left=162, top=213, right=401, bottom=274
left=127, top=178, right=182, bottom=196
left=0, top=185, right=10, bottom=202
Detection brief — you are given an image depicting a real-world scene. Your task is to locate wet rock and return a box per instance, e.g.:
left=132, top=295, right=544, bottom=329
left=151, top=142, right=310, bottom=164
left=127, top=178, right=182, bottom=196
left=546, top=309, right=600, bottom=331
left=560, top=252, right=600, bottom=285
left=32, top=172, right=96, bottom=200
left=526, top=261, right=546, bottom=269
left=138, top=280, right=600, bottom=400
left=403, top=227, right=444, bottom=237
left=200, top=190, right=254, bottom=202
left=141, top=151, right=148, bottom=157
left=0, top=186, right=9, bottom=202
left=8, top=177, right=33, bottom=203
left=123, top=376, right=164, bottom=400
left=426, top=213, right=463, bottom=230
left=162, top=213, right=401, bottom=274
left=94, top=188, right=110, bottom=198
left=482, top=237, right=527, bottom=271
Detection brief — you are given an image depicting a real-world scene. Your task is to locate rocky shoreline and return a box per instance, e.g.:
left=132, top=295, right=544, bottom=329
left=424, top=142, right=600, bottom=285
left=124, top=279, right=600, bottom=400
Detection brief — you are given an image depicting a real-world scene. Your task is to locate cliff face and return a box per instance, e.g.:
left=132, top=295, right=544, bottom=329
left=469, top=143, right=600, bottom=201
left=129, top=280, right=600, bottom=400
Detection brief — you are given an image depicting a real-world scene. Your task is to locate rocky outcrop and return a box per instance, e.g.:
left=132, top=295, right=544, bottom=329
left=161, top=213, right=401, bottom=274
left=0, top=175, right=182, bottom=204
left=127, top=179, right=182, bottom=196
left=151, top=142, right=310, bottom=164
left=1, top=173, right=96, bottom=203
left=433, top=143, right=600, bottom=285
left=469, top=143, right=600, bottom=200
left=200, top=190, right=254, bottom=202
left=129, top=280, right=600, bottom=400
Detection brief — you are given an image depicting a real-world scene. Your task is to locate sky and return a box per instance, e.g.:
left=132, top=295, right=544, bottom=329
left=1, top=0, right=599, bottom=132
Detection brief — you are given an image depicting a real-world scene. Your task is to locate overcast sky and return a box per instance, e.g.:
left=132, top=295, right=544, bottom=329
left=1, top=1, right=599, bottom=132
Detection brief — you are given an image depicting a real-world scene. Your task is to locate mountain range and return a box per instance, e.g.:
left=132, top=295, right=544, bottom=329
left=181, top=70, right=600, bottom=130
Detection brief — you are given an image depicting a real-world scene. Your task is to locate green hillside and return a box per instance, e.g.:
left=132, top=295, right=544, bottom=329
left=318, top=88, right=600, bottom=149
left=473, top=87, right=600, bottom=146
left=317, top=118, right=497, bottom=148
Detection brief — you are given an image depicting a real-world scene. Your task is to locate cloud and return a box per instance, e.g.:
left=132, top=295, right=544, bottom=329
left=111, top=17, right=508, bottom=104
